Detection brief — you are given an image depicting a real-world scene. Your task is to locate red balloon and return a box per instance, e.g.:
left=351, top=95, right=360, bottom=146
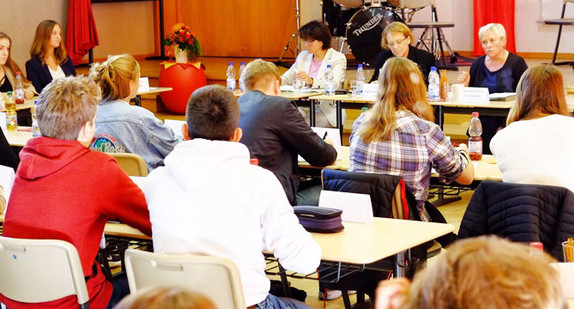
left=158, top=63, right=207, bottom=114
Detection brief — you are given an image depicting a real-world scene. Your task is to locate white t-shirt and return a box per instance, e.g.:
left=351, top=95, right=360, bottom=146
left=48, top=65, right=66, bottom=80
left=490, top=114, right=574, bottom=193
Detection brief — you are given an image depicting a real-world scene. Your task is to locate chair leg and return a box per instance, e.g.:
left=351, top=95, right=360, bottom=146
left=552, top=25, right=564, bottom=65
left=342, top=290, right=353, bottom=309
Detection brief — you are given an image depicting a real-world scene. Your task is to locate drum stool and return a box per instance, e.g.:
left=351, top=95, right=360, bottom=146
left=402, top=2, right=457, bottom=70
left=407, top=21, right=456, bottom=69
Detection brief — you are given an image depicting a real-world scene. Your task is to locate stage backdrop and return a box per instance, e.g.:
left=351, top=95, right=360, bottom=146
left=162, top=0, right=298, bottom=58
left=473, top=0, right=516, bottom=56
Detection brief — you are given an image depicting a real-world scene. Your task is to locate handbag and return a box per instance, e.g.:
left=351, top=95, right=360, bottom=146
left=293, top=206, right=344, bottom=233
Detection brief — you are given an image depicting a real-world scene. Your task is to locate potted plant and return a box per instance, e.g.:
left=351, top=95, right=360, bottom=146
left=163, top=23, right=201, bottom=63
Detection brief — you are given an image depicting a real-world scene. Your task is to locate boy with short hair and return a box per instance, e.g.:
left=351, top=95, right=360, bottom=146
left=1, top=76, right=152, bottom=309
left=145, top=85, right=320, bottom=309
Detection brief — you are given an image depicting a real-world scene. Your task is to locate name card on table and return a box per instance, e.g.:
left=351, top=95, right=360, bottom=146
left=319, top=190, right=373, bottom=223
left=139, top=77, right=150, bottom=92
left=458, top=87, right=490, bottom=105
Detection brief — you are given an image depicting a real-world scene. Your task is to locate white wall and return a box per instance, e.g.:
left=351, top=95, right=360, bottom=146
left=0, top=0, right=68, bottom=69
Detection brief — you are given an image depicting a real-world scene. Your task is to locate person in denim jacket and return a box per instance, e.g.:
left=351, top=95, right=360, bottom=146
left=89, top=54, right=182, bottom=171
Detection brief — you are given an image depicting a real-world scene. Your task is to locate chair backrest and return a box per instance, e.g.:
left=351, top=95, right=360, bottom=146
left=321, top=169, right=418, bottom=220
left=107, top=152, right=149, bottom=176
left=124, top=249, right=245, bottom=309
left=0, top=237, right=89, bottom=308
left=459, top=181, right=574, bottom=261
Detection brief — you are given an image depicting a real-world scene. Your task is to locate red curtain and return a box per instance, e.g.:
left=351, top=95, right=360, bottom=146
left=66, top=0, right=99, bottom=65
left=473, top=0, right=516, bottom=56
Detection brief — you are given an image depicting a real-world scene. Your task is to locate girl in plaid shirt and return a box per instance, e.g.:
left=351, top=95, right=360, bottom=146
left=349, top=57, right=474, bottom=221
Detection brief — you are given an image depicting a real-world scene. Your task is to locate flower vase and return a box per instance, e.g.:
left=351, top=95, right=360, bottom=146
left=174, top=46, right=188, bottom=63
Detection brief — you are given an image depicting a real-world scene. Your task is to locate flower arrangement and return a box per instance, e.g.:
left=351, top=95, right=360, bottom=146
left=163, top=23, right=201, bottom=62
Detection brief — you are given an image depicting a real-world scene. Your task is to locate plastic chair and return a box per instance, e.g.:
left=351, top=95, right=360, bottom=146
left=124, top=249, right=245, bottom=309
left=0, top=237, right=90, bottom=308
left=107, top=152, right=148, bottom=176
left=543, top=0, right=574, bottom=66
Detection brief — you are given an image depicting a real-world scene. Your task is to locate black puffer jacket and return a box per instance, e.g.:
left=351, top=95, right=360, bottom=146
left=459, top=181, right=574, bottom=261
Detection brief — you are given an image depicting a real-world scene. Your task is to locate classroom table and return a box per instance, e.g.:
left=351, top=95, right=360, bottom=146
left=5, top=126, right=33, bottom=147
left=309, top=93, right=574, bottom=132
left=133, top=87, right=173, bottom=106
left=104, top=217, right=453, bottom=278
left=299, top=146, right=503, bottom=182
left=0, top=99, right=35, bottom=112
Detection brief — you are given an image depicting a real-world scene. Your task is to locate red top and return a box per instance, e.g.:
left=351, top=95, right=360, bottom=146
left=1, top=137, right=151, bottom=309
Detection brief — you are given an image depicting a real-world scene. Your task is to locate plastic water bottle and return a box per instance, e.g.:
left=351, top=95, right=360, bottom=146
left=14, top=71, right=25, bottom=104
left=428, top=66, right=440, bottom=102
left=5, top=91, right=18, bottom=131
left=238, top=62, right=246, bottom=93
left=324, top=64, right=335, bottom=96
left=468, top=112, right=483, bottom=161
left=226, top=62, right=236, bottom=92
left=356, top=64, right=365, bottom=96
left=31, top=100, right=41, bottom=137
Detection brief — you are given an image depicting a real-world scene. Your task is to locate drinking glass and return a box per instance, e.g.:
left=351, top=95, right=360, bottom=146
left=350, top=80, right=358, bottom=97
left=294, top=78, right=305, bottom=94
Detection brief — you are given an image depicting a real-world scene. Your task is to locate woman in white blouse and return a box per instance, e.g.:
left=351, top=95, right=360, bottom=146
left=281, top=20, right=347, bottom=128
left=490, top=64, right=574, bottom=193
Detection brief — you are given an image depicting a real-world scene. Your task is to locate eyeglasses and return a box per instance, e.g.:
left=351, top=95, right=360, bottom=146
left=387, top=36, right=408, bottom=48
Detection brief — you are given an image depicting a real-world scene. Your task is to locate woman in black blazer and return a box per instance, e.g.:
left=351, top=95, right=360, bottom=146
left=25, top=20, right=76, bottom=93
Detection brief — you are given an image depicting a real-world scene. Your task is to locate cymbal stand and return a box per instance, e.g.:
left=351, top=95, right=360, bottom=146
left=276, top=0, right=301, bottom=67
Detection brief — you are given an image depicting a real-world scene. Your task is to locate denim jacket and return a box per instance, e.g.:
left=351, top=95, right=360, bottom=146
left=91, top=99, right=182, bottom=171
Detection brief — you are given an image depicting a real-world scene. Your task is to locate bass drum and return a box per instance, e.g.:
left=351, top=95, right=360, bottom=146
left=345, top=6, right=402, bottom=64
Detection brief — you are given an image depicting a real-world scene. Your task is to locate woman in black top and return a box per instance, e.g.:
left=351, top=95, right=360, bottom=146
left=369, top=22, right=436, bottom=83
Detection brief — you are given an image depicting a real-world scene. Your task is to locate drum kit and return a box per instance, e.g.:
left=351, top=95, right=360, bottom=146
left=324, top=0, right=407, bottom=64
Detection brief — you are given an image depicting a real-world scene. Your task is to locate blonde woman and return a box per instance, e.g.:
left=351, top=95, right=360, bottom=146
left=369, top=22, right=435, bottom=84
left=25, top=20, right=76, bottom=93
left=90, top=54, right=181, bottom=171
left=349, top=57, right=473, bottom=221
left=491, top=64, right=574, bottom=193
left=375, top=236, right=566, bottom=309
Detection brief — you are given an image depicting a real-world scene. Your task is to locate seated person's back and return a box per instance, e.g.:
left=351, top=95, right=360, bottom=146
left=89, top=54, right=181, bottom=171
left=144, top=85, right=321, bottom=309
left=0, top=76, right=152, bottom=309
left=238, top=59, right=337, bottom=205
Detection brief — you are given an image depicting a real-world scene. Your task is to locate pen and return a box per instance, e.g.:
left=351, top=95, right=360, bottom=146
left=322, top=132, right=328, bottom=140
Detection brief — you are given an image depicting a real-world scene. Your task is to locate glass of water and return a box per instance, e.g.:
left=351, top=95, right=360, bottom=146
left=350, top=80, right=358, bottom=97
left=294, top=78, right=305, bottom=94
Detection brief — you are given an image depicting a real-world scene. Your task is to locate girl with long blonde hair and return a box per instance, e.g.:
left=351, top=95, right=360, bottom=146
left=349, top=57, right=473, bottom=221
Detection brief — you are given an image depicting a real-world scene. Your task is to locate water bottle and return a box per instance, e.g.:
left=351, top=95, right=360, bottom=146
left=14, top=71, right=25, bottom=104
left=226, top=62, right=236, bottom=92
left=468, top=112, right=483, bottom=161
left=238, top=62, right=246, bottom=93
left=324, top=64, right=335, bottom=96
left=428, top=66, right=440, bottom=102
left=5, top=91, right=18, bottom=131
left=31, top=100, right=41, bottom=137
left=356, top=64, right=365, bottom=96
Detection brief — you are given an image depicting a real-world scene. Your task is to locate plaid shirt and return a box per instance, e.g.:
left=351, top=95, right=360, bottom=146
left=349, top=110, right=466, bottom=220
